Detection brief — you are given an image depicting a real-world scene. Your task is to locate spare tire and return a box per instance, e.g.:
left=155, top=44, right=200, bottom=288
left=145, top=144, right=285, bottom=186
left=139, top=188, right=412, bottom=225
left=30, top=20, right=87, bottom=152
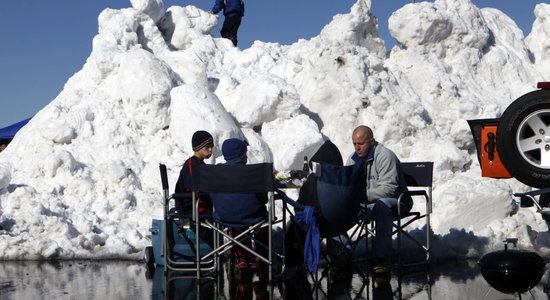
left=496, top=89, right=550, bottom=188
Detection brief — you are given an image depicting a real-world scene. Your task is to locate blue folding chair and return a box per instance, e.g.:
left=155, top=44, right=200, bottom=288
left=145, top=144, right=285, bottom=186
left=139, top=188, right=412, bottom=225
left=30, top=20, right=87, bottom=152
left=279, top=162, right=367, bottom=274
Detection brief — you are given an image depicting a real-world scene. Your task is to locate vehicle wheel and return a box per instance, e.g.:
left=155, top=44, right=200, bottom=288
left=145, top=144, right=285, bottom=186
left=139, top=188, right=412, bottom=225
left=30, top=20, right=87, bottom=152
left=496, top=89, right=550, bottom=188
left=145, top=246, right=155, bottom=269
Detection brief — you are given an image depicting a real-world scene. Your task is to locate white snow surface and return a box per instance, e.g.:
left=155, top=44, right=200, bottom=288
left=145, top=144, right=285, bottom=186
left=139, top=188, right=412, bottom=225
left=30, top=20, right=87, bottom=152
left=1, top=0, right=550, bottom=261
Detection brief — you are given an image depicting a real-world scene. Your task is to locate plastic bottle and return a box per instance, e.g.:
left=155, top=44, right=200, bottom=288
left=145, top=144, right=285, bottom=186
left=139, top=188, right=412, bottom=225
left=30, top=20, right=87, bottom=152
left=302, top=156, right=309, bottom=177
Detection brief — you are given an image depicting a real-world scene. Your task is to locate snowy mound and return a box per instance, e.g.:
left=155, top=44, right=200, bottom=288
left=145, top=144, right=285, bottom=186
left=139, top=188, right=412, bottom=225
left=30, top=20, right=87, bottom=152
left=0, top=0, right=549, bottom=260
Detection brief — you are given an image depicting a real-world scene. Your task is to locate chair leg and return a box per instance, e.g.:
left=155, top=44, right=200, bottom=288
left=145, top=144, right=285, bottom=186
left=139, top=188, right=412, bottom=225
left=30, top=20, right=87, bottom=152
left=394, top=218, right=431, bottom=271
left=397, top=218, right=402, bottom=271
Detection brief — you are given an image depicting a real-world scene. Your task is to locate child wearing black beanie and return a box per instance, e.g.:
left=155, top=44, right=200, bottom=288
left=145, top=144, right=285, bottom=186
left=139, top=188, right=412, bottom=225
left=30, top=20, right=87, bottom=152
left=174, top=130, right=214, bottom=213
left=192, top=130, right=213, bottom=152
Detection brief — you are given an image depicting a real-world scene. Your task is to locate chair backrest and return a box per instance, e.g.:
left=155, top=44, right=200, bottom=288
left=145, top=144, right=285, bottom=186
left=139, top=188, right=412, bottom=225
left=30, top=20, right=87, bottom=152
left=315, top=163, right=367, bottom=238
left=193, top=163, right=274, bottom=193
left=401, top=162, right=433, bottom=188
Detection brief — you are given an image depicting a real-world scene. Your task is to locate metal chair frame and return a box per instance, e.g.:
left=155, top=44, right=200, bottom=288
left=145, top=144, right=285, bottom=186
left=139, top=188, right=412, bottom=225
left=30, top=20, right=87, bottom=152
left=191, top=163, right=283, bottom=282
left=395, top=161, right=433, bottom=269
left=159, top=164, right=217, bottom=275
left=345, top=161, right=433, bottom=271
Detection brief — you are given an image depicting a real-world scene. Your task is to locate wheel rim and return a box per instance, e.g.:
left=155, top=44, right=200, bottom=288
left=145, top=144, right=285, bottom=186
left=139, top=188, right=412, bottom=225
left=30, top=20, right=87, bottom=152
left=516, top=109, right=550, bottom=169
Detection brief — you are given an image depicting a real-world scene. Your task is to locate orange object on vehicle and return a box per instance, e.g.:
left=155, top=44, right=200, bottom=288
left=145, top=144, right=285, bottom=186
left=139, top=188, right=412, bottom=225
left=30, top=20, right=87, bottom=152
left=479, top=124, right=511, bottom=178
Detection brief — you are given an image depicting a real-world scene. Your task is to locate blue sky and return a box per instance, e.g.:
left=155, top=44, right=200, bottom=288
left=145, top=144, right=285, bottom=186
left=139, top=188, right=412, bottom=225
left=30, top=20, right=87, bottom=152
left=0, top=0, right=543, bottom=128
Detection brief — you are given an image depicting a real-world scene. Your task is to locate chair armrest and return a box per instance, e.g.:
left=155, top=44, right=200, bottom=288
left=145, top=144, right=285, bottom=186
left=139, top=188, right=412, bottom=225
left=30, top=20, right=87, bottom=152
left=513, top=188, right=550, bottom=197
left=397, top=189, right=431, bottom=217
left=407, top=190, right=428, bottom=197
left=513, top=188, right=550, bottom=211
left=171, top=192, right=193, bottom=199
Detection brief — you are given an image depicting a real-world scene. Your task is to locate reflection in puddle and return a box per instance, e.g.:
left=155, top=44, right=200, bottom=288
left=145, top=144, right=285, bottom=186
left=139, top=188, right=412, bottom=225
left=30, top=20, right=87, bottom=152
left=0, top=261, right=151, bottom=299
left=0, top=260, right=547, bottom=299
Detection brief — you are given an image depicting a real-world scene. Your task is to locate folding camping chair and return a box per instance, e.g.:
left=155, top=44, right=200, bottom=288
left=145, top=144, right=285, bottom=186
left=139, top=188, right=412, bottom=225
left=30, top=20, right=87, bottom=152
left=279, top=162, right=366, bottom=275
left=394, top=161, right=433, bottom=269
left=350, top=161, right=433, bottom=270
left=513, top=188, right=550, bottom=230
left=152, top=164, right=217, bottom=275
left=192, top=163, right=283, bottom=282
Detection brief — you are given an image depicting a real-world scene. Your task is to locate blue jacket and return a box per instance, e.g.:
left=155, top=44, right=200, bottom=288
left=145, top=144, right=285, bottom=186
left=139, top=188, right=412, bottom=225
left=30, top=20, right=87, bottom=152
left=212, top=0, right=244, bottom=17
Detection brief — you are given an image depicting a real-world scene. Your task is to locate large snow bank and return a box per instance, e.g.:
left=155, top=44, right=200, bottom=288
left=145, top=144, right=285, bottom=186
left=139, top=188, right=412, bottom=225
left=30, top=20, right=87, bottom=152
left=0, top=0, right=549, bottom=260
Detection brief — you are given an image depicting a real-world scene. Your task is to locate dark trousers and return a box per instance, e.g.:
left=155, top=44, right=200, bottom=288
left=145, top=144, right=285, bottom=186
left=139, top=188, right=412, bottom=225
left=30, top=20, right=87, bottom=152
left=231, top=227, right=268, bottom=262
left=284, top=221, right=306, bottom=268
left=220, top=14, right=242, bottom=46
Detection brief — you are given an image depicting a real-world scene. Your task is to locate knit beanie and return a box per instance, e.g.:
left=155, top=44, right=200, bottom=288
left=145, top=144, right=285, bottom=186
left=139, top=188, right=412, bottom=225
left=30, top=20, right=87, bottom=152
left=192, top=130, right=213, bottom=151
left=222, top=138, right=247, bottom=164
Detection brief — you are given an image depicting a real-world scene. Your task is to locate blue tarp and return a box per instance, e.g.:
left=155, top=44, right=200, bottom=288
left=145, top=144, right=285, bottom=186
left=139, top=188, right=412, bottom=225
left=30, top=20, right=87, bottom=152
left=0, top=118, right=31, bottom=140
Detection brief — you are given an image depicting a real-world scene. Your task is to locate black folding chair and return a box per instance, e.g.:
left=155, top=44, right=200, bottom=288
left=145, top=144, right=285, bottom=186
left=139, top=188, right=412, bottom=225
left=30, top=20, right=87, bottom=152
left=346, top=161, right=433, bottom=272
left=395, top=161, right=433, bottom=269
left=157, top=164, right=216, bottom=275
left=513, top=188, right=550, bottom=230
left=192, top=163, right=283, bottom=282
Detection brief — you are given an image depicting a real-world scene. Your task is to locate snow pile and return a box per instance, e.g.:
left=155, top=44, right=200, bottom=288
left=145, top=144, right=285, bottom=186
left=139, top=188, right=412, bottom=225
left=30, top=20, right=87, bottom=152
left=0, top=0, right=549, bottom=260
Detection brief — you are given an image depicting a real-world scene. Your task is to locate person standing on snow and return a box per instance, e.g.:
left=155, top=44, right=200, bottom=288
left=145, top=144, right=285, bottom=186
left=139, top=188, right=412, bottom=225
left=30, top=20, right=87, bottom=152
left=210, top=0, right=244, bottom=47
